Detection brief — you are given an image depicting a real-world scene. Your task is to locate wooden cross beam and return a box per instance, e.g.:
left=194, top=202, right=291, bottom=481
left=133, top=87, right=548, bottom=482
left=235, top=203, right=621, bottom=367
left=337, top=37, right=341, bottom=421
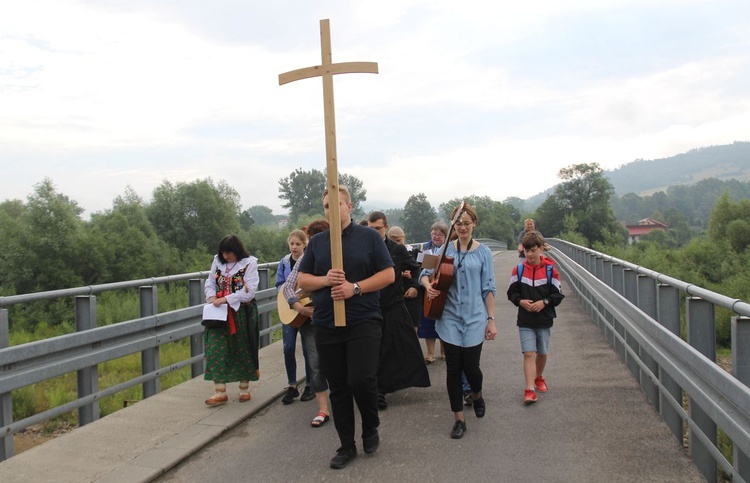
left=279, top=19, right=378, bottom=327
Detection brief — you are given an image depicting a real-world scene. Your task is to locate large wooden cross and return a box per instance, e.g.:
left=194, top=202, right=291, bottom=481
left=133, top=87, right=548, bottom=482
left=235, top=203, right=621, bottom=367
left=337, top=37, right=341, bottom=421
left=279, top=19, right=378, bottom=327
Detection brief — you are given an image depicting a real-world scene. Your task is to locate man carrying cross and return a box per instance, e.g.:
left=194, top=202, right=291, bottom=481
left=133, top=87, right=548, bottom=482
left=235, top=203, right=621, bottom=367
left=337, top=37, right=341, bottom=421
left=297, top=186, right=394, bottom=469
left=281, top=19, right=386, bottom=469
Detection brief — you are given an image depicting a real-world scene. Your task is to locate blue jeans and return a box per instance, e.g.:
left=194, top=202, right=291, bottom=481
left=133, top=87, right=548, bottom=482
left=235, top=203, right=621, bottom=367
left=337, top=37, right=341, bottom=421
left=282, top=324, right=311, bottom=386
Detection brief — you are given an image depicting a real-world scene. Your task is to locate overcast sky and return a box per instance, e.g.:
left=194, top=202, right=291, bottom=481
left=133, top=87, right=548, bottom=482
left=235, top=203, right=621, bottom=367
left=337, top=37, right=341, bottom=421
left=2, top=0, right=749, bottom=217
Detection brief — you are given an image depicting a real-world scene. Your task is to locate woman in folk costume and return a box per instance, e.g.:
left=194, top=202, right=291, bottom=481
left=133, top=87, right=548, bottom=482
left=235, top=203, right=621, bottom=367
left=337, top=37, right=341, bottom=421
left=204, top=235, right=260, bottom=406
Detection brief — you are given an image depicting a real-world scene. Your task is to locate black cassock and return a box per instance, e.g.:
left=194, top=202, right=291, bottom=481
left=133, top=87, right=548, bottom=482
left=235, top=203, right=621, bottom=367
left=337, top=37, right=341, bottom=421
left=377, top=237, right=431, bottom=394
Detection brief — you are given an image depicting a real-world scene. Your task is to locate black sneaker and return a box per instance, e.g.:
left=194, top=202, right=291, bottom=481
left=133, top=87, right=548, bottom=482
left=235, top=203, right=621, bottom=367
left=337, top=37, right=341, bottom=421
left=450, top=420, right=467, bottom=439
left=377, top=393, right=388, bottom=410
left=363, top=429, right=380, bottom=454
left=330, top=446, right=357, bottom=469
left=463, top=391, right=473, bottom=406
left=300, top=385, right=315, bottom=402
left=281, top=386, right=299, bottom=405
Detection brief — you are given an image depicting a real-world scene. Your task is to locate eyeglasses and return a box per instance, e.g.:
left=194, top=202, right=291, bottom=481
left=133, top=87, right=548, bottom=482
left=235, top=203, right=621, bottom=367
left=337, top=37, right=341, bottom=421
left=431, top=233, right=445, bottom=238
left=455, top=221, right=474, bottom=227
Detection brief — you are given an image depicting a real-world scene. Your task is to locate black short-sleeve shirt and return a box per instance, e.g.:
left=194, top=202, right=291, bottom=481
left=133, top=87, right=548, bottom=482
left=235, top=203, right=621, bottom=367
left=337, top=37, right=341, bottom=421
left=298, top=221, right=395, bottom=328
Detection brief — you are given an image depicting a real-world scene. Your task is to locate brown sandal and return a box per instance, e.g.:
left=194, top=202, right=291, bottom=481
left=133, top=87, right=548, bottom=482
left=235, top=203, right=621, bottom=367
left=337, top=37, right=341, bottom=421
left=205, top=388, right=228, bottom=406
left=239, top=382, right=251, bottom=402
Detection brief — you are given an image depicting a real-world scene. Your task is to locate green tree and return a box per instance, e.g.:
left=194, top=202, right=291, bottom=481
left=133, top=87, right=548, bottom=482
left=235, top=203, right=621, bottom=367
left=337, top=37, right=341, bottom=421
left=534, top=195, right=567, bottom=238
left=242, top=205, right=276, bottom=228
left=540, top=163, right=623, bottom=245
left=22, top=179, right=87, bottom=292
left=708, top=192, right=734, bottom=241
left=0, top=199, right=29, bottom=295
left=402, top=193, right=437, bottom=242
left=147, top=178, right=241, bottom=251
left=242, top=225, right=289, bottom=263
left=383, top=208, right=404, bottom=228
left=88, top=187, right=182, bottom=282
left=278, top=169, right=366, bottom=224
left=339, top=173, right=367, bottom=220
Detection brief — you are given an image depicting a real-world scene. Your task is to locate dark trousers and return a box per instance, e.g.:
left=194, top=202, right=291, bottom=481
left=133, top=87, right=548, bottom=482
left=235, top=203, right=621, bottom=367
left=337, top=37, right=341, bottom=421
left=443, top=341, right=483, bottom=412
left=315, top=319, right=382, bottom=449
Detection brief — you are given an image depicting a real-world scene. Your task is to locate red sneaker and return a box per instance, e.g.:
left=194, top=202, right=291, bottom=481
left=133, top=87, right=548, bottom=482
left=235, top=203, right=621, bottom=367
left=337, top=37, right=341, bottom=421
left=524, top=389, right=538, bottom=405
left=535, top=376, right=548, bottom=393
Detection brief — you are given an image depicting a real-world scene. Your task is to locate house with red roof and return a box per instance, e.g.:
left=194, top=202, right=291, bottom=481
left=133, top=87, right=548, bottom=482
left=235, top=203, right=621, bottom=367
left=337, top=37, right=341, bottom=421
left=626, top=218, right=668, bottom=244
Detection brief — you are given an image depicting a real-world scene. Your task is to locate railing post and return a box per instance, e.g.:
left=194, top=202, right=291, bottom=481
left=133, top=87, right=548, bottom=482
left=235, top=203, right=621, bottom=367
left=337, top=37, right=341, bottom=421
left=188, top=278, right=206, bottom=377
left=76, top=295, right=100, bottom=426
left=687, top=297, right=717, bottom=483
left=602, top=259, right=613, bottom=288
left=623, top=269, right=638, bottom=305
left=0, top=309, right=14, bottom=461
left=610, top=265, right=625, bottom=359
left=637, top=275, right=659, bottom=409
left=622, top=269, right=640, bottom=381
left=612, top=264, right=624, bottom=295
left=657, top=284, right=684, bottom=445
left=732, top=316, right=750, bottom=481
left=139, top=286, right=160, bottom=398
left=189, top=279, right=205, bottom=378
left=258, top=268, right=271, bottom=348
left=585, top=252, right=596, bottom=274
left=594, top=256, right=603, bottom=281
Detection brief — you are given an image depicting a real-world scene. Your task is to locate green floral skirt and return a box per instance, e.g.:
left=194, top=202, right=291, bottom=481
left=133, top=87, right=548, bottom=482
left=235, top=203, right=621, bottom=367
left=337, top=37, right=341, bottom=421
left=204, top=302, right=260, bottom=383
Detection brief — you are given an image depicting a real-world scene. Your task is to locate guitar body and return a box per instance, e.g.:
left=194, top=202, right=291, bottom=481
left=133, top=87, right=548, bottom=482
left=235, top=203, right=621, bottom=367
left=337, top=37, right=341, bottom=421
left=277, top=283, right=313, bottom=328
left=422, top=201, right=467, bottom=321
left=423, top=255, right=454, bottom=319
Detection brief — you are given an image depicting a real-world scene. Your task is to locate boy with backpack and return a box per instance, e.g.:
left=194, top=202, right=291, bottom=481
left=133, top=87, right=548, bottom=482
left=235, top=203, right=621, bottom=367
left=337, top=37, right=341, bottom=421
left=507, top=231, right=564, bottom=405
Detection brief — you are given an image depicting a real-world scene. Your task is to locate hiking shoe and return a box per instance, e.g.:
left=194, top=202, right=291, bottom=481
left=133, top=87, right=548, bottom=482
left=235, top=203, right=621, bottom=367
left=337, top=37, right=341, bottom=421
left=282, top=386, right=300, bottom=405
left=463, top=391, right=473, bottom=406
left=523, top=389, right=538, bottom=405
left=535, top=376, right=548, bottom=393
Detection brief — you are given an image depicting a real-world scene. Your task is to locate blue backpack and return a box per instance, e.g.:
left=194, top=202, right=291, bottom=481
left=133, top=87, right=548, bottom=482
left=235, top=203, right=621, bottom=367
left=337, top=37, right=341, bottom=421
left=517, top=263, right=553, bottom=287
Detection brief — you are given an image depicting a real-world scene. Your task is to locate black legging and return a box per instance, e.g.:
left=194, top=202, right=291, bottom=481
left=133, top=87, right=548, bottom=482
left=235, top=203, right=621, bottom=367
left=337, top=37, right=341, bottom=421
left=443, top=340, right=483, bottom=413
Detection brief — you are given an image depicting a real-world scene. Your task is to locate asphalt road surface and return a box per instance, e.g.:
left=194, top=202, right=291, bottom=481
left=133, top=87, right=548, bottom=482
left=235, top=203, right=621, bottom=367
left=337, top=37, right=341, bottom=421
left=159, top=251, right=704, bottom=483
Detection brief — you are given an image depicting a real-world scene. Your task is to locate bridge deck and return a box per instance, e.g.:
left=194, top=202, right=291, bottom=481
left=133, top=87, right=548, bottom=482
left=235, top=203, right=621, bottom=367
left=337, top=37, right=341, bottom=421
left=0, top=251, right=703, bottom=482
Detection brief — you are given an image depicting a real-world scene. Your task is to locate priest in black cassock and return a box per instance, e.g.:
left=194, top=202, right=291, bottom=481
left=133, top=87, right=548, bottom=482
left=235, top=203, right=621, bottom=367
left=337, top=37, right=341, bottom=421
left=367, top=211, right=431, bottom=409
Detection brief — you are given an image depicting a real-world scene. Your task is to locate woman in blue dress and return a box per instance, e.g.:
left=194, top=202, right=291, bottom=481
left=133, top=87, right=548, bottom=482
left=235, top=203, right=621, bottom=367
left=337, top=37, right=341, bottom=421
left=420, top=202, right=497, bottom=440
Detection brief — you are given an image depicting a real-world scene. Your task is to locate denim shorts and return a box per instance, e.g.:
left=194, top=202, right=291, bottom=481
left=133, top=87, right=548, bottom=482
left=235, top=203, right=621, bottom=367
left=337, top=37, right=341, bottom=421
left=519, top=327, right=551, bottom=354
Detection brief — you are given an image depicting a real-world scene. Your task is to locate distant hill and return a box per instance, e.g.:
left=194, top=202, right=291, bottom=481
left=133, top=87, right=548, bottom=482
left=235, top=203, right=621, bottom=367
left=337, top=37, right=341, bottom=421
left=525, top=141, right=750, bottom=210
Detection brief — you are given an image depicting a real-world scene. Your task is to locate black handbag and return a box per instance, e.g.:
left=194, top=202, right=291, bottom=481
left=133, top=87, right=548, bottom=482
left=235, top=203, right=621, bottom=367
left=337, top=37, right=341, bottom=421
left=202, top=303, right=228, bottom=329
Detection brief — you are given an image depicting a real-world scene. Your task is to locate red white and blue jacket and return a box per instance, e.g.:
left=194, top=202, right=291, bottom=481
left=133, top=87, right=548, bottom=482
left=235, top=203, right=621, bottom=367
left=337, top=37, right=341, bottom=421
left=506, top=256, right=564, bottom=328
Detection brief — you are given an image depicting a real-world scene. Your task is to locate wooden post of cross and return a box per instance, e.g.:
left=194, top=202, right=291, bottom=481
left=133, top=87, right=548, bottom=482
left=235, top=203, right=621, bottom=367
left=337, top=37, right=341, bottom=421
left=279, top=19, right=378, bottom=327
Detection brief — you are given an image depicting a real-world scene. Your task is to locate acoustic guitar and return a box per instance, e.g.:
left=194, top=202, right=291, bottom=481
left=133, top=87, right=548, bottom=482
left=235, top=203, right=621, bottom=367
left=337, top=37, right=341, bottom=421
left=276, top=282, right=313, bottom=328
left=423, top=201, right=466, bottom=319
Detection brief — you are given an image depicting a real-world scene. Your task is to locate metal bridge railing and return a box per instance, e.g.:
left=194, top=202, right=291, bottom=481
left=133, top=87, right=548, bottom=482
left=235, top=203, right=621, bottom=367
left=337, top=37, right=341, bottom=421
left=0, top=238, right=504, bottom=462
left=549, top=239, right=750, bottom=483
left=0, top=262, right=280, bottom=462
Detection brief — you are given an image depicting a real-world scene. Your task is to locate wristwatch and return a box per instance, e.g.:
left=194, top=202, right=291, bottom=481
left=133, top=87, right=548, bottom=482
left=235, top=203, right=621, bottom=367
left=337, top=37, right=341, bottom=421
left=543, top=298, right=550, bottom=306
left=353, top=282, right=362, bottom=296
